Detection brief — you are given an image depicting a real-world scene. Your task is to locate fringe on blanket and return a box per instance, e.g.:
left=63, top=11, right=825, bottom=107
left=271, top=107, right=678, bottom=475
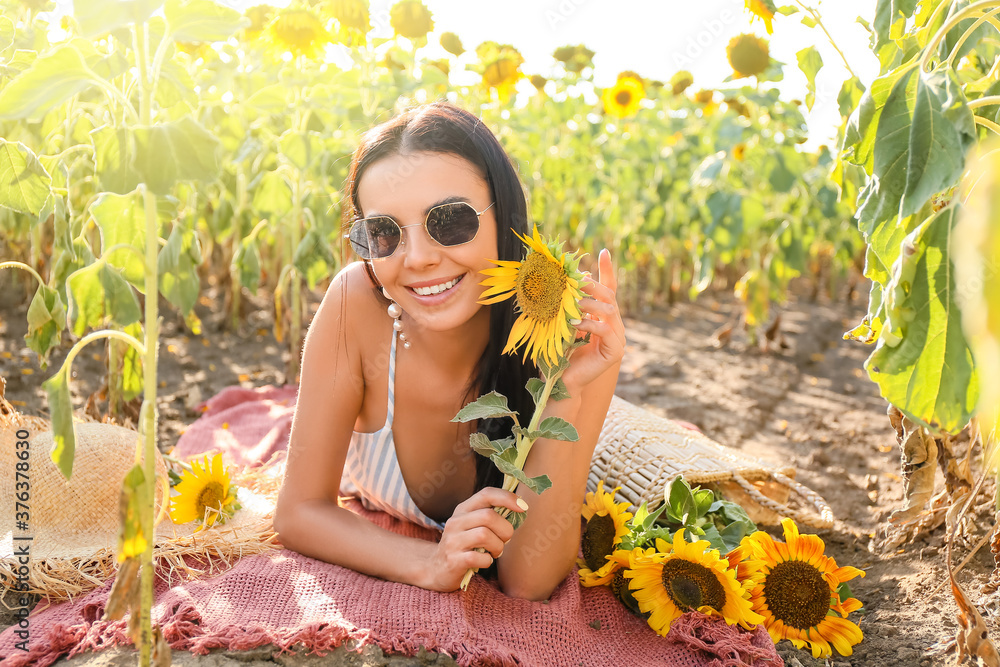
left=3, top=594, right=783, bottom=667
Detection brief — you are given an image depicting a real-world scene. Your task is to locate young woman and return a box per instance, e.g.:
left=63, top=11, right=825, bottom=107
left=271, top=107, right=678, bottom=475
left=273, top=102, right=625, bottom=601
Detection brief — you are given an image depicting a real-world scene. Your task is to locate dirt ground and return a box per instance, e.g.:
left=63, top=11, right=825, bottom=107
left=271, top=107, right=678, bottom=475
left=0, top=275, right=995, bottom=667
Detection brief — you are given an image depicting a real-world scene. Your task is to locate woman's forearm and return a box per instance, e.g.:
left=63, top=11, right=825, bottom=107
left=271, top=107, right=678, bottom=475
left=273, top=498, right=437, bottom=587
left=496, top=363, right=619, bottom=599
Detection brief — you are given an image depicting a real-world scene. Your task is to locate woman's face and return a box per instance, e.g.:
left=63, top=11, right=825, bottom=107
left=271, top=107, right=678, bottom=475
left=357, top=151, right=499, bottom=334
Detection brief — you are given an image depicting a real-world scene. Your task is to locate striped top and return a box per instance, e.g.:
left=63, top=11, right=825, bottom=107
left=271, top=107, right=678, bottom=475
left=340, top=330, right=447, bottom=531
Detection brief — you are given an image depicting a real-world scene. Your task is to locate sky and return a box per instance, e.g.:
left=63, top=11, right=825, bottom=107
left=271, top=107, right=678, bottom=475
left=57, top=0, right=883, bottom=147
left=390, top=0, right=882, bottom=148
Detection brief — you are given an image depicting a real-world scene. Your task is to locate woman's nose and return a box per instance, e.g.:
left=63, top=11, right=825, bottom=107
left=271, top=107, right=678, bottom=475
left=399, top=223, right=441, bottom=268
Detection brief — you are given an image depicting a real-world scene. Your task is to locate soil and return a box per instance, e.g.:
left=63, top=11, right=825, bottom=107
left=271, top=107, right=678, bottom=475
left=0, top=276, right=995, bottom=667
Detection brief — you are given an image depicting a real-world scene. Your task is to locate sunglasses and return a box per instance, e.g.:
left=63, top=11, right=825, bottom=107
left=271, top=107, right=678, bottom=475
left=346, top=201, right=495, bottom=260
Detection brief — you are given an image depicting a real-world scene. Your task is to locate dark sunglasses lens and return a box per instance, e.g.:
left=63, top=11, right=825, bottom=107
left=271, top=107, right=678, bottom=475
left=360, top=216, right=401, bottom=259
left=426, top=203, right=480, bottom=247
left=348, top=221, right=373, bottom=259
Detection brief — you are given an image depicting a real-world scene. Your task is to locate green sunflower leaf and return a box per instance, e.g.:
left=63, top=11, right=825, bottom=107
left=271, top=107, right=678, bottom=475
left=25, top=284, right=66, bottom=367
left=489, top=447, right=551, bottom=495
left=517, top=416, right=579, bottom=442
left=452, top=391, right=517, bottom=422
left=0, top=140, right=52, bottom=216
left=44, top=367, right=75, bottom=480
left=525, top=377, right=571, bottom=404
left=468, top=432, right=498, bottom=457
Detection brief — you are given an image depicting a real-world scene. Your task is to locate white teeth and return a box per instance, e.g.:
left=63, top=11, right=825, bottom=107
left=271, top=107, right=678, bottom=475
left=413, top=276, right=460, bottom=296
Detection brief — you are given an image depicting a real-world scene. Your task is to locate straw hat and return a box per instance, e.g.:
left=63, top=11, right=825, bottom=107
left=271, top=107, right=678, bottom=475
left=589, top=396, right=834, bottom=529
left=0, top=398, right=281, bottom=602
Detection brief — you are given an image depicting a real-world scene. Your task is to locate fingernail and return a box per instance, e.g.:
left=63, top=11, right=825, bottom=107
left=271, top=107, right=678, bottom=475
left=569, top=318, right=582, bottom=326
left=516, top=498, right=529, bottom=511
left=498, top=548, right=504, bottom=558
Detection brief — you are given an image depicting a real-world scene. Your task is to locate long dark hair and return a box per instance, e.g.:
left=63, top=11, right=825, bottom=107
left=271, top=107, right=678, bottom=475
left=342, top=102, right=535, bottom=492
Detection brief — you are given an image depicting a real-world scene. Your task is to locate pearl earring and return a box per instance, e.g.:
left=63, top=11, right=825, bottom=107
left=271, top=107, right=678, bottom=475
left=383, top=288, right=410, bottom=349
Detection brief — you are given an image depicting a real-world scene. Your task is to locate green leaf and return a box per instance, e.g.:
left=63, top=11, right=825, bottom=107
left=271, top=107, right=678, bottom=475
left=164, top=0, right=248, bottom=42
left=232, top=239, right=261, bottom=290
left=75, top=0, right=164, bottom=38
left=25, top=285, right=66, bottom=366
left=245, top=85, right=290, bottom=114
left=293, top=228, right=336, bottom=290
left=122, top=322, right=144, bottom=401
left=899, top=68, right=976, bottom=218
left=491, top=447, right=552, bottom=494
left=133, top=116, right=221, bottom=194
left=843, top=61, right=918, bottom=173
left=854, top=67, right=919, bottom=226
left=468, top=432, right=503, bottom=457
left=118, top=463, right=149, bottom=559
left=251, top=170, right=292, bottom=215
left=867, top=207, right=978, bottom=433
left=66, top=262, right=143, bottom=336
left=90, top=190, right=146, bottom=290
left=0, top=140, right=52, bottom=215
left=90, top=125, right=139, bottom=194
left=43, top=367, right=75, bottom=480
left=158, top=223, right=200, bottom=313
left=452, top=391, right=517, bottom=422
left=796, top=46, right=823, bottom=111
left=837, top=76, right=866, bottom=119
left=531, top=416, right=579, bottom=442
left=665, top=476, right=697, bottom=524
left=279, top=130, right=323, bottom=171
left=0, top=16, right=14, bottom=51
left=0, top=44, right=101, bottom=120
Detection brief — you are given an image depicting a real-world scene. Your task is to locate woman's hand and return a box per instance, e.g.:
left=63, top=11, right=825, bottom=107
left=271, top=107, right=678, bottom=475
left=421, top=487, right=526, bottom=592
left=561, top=248, right=625, bottom=393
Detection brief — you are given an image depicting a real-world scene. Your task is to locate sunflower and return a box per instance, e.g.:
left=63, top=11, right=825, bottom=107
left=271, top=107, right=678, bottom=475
left=576, top=482, right=633, bottom=586
left=440, top=31, right=464, bottom=56
left=476, top=41, right=525, bottom=102
left=742, top=518, right=865, bottom=658
left=602, top=75, right=644, bottom=118
left=389, top=0, right=433, bottom=40
left=733, top=143, right=747, bottom=161
left=745, top=0, right=776, bottom=34
left=670, top=70, right=694, bottom=95
left=625, top=529, right=763, bottom=636
left=608, top=545, right=657, bottom=617
left=530, top=74, right=548, bottom=92
left=553, top=44, right=595, bottom=73
left=479, top=226, right=587, bottom=368
left=169, top=453, right=241, bottom=530
left=264, top=6, right=331, bottom=60
left=328, top=0, right=370, bottom=34
left=727, top=33, right=770, bottom=78
left=242, top=4, right=274, bottom=41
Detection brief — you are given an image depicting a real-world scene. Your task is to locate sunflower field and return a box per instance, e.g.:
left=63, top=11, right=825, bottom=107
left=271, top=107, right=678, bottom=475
left=3, top=0, right=1000, bottom=662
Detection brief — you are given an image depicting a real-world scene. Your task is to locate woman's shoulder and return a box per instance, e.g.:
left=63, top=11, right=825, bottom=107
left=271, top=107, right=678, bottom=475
left=312, top=261, right=386, bottom=341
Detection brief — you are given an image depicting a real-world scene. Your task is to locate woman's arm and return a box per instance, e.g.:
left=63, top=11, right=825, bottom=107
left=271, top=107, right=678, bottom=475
left=495, top=249, right=625, bottom=600
left=273, top=264, right=525, bottom=591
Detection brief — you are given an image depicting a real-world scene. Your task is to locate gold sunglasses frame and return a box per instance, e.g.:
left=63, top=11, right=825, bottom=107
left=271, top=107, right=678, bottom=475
left=345, top=201, right=496, bottom=260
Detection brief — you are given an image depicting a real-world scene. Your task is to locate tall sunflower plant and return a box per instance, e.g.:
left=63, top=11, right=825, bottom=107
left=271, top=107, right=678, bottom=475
left=451, top=226, right=589, bottom=590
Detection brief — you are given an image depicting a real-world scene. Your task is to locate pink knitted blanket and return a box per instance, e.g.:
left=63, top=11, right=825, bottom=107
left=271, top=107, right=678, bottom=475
left=0, top=386, right=783, bottom=667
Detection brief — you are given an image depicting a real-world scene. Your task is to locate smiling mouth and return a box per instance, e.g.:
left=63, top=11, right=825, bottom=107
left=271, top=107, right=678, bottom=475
left=411, top=275, right=463, bottom=296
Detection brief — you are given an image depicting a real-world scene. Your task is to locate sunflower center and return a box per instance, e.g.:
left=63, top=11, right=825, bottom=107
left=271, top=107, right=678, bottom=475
left=581, top=513, right=616, bottom=571
left=197, top=482, right=226, bottom=515
left=612, top=569, right=644, bottom=617
left=763, top=560, right=831, bottom=630
left=661, top=559, right=726, bottom=611
left=616, top=90, right=633, bottom=106
left=515, top=252, right=567, bottom=322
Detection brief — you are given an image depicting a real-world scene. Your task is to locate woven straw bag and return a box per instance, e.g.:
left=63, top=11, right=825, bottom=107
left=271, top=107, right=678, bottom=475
left=588, top=396, right=834, bottom=529
left=0, top=401, right=280, bottom=602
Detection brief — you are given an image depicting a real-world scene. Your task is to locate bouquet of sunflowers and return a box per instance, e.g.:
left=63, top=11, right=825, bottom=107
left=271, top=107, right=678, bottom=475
left=580, top=477, right=866, bottom=659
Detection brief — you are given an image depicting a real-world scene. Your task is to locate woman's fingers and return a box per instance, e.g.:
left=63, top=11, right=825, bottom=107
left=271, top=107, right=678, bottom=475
left=598, top=248, right=618, bottom=293
left=455, top=487, right=526, bottom=517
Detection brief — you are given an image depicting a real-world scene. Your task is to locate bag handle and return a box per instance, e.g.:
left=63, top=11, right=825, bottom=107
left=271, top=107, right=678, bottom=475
left=731, top=471, right=834, bottom=530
